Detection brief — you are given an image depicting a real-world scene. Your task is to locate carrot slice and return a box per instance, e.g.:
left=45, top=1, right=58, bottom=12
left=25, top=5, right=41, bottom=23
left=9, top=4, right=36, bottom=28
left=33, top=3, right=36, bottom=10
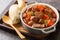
left=47, top=19, right=54, bottom=26
left=27, top=13, right=31, bottom=20
left=37, top=5, right=44, bottom=11
left=44, top=14, right=49, bottom=19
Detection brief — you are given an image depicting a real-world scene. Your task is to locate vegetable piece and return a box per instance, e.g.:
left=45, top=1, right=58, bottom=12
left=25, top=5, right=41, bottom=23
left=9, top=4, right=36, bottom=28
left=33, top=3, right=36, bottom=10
left=26, top=13, right=31, bottom=24
left=44, top=20, right=48, bottom=26
left=27, top=11, right=34, bottom=16
left=44, top=14, right=49, bottom=19
left=44, top=9, right=52, bottom=18
left=37, top=5, right=44, bottom=11
left=47, top=19, right=54, bottom=26
left=27, top=13, right=31, bottom=20
left=47, top=13, right=52, bottom=18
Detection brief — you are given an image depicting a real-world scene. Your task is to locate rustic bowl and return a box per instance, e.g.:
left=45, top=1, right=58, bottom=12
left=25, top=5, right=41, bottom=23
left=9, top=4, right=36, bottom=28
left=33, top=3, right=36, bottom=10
left=20, top=3, right=59, bottom=34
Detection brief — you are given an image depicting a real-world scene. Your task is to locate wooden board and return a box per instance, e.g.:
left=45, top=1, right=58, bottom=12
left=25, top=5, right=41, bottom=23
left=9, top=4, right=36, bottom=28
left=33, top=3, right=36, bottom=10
left=1, top=17, right=49, bottom=39
left=0, top=10, right=49, bottom=39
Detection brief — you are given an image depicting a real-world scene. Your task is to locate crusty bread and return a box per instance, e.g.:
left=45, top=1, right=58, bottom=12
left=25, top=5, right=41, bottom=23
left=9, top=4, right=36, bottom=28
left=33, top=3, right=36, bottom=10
left=9, top=4, right=20, bottom=24
left=9, top=0, right=26, bottom=24
left=17, top=0, right=26, bottom=10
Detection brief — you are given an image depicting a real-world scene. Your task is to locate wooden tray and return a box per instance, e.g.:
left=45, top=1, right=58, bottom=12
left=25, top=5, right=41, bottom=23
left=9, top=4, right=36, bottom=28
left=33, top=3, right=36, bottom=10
left=0, top=11, right=49, bottom=39
left=0, top=11, right=60, bottom=40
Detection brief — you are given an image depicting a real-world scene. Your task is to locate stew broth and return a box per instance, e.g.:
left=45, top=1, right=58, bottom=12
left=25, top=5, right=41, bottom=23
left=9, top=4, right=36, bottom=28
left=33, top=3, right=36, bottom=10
left=22, top=5, right=57, bottom=28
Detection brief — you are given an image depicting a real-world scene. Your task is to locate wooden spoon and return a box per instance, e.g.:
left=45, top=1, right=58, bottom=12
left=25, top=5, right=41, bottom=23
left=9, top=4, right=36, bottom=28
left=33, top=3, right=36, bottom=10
left=2, top=15, right=26, bottom=40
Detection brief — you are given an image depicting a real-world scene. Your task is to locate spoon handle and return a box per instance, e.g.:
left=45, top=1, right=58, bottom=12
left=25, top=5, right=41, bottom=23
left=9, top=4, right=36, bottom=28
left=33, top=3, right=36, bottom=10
left=10, top=24, right=26, bottom=40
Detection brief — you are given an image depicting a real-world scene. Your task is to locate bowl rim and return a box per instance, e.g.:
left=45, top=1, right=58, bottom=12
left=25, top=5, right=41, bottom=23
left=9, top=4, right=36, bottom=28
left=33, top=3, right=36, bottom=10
left=20, top=3, right=59, bottom=30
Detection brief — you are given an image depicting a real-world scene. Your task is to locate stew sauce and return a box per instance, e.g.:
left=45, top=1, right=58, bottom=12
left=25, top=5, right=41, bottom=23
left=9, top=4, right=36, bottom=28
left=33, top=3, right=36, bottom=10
left=22, top=5, right=57, bottom=28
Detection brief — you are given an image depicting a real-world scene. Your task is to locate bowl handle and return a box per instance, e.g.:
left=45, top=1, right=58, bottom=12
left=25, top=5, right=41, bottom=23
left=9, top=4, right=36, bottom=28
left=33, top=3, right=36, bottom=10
left=41, top=26, right=56, bottom=34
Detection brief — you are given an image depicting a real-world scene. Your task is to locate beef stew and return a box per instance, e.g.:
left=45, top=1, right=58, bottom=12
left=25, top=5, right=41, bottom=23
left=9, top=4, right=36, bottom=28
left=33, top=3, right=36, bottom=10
left=22, top=5, right=57, bottom=28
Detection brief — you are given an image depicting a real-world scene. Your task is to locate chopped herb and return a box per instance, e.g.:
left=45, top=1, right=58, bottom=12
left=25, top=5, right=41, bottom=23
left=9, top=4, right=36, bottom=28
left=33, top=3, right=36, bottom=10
left=28, top=11, right=34, bottom=16
left=44, top=20, right=47, bottom=26
left=48, top=13, right=52, bottom=18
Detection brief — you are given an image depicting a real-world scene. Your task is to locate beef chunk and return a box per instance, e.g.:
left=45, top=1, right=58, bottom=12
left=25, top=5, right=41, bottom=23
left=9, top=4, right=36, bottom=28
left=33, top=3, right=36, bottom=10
left=34, top=11, right=43, bottom=18
left=23, top=13, right=27, bottom=18
left=39, top=19, right=43, bottom=23
left=28, top=21, right=33, bottom=26
left=32, top=24, right=45, bottom=28
left=52, top=13, right=56, bottom=18
left=31, top=5, right=37, bottom=12
left=51, top=18, right=56, bottom=22
left=31, top=16, right=39, bottom=23
left=30, top=16, right=35, bottom=20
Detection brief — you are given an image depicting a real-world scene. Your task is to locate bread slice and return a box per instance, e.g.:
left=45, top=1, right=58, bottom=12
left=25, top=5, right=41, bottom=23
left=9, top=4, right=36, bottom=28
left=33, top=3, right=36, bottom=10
left=9, top=4, right=20, bottom=24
